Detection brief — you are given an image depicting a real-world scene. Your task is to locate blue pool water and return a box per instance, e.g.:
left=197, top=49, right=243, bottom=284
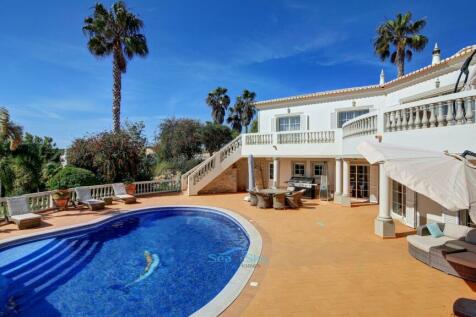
left=0, top=207, right=250, bottom=317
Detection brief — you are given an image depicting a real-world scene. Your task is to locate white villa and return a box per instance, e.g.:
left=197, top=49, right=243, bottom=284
left=182, top=44, right=476, bottom=237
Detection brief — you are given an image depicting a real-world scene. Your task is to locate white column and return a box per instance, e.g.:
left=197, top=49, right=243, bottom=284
left=334, top=158, right=342, bottom=203
left=272, top=157, right=280, bottom=189
left=375, top=163, right=395, bottom=237
left=341, top=159, right=351, bottom=206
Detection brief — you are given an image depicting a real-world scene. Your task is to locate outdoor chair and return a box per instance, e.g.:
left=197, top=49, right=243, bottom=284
left=74, top=187, right=106, bottom=211
left=248, top=190, right=258, bottom=206
left=112, top=183, right=137, bottom=204
left=6, top=196, right=42, bottom=230
left=286, top=189, right=305, bottom=208
left=273, top=193, right=286, bottom=210
left=255, top=192, right=272, bottom=209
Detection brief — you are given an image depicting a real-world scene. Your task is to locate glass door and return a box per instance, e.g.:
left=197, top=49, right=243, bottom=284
left=350, top=164, right=369, bottom=199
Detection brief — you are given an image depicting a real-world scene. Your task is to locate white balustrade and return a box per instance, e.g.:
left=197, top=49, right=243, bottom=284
left=0, top=179, right=180, bottom=219
left=245, top=133, right=273, bottom=145
left=342, top=114, right=378, bottom=138
left=276, top=130, right=335, bottom=144
left=384, top=90, right=476, bottom=132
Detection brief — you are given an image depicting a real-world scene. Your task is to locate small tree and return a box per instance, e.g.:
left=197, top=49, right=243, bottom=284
left=200, top=122, right=233, bottom=156
left=155, top=118, right=202, bottom=161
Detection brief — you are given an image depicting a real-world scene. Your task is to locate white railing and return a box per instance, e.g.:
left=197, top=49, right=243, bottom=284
left=244, top=133, right=273, bottom=145
left=187, top=135, right=242, bottom=194
left=277, top=130, right=335, bottom=144
left=342, top=113, right=378, bottom=138
left=0, top=179, right=180, bottom=219
left=384, top=90, right=475, bottom=132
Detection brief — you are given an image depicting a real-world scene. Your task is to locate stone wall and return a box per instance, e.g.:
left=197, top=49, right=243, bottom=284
left=198, top=165, right=238, bottom=194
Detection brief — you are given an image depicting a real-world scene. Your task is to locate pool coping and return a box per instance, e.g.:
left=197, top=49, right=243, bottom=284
left=0, top=205, right=263, bottom=317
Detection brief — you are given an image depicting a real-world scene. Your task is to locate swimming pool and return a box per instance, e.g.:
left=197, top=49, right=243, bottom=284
left=0, top=206, right=261, bottom=317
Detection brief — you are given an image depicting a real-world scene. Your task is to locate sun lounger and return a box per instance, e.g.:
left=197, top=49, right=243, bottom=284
left=112, top=183, right=136, bottom=204
left=74, top=187, right=106, bottom=211
left=6, top=197, right=42, bottom=230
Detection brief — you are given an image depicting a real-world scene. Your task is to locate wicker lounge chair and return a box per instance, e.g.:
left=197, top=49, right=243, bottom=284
left=255, top=192, right=272, bottom=209
left=286, top=189, right=305, bottom=208
left=248, top=190, right=258, bottom=206
left=74, top=187, right=106, bottom=211
left=273, top=193, right=286, bottom=210
left=112, top=183, right=136, bottom=204
left=6, top=197, right=42, bottom=230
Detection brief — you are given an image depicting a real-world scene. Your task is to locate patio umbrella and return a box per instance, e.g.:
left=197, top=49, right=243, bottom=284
left=357, top=141, right=476, bottom=221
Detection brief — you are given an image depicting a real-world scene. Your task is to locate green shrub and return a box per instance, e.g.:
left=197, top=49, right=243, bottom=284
left=48, top=166, right=98, bottom=190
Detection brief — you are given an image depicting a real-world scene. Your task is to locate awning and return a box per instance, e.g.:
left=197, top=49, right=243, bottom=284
left=357, top=141, right=476, bottom=220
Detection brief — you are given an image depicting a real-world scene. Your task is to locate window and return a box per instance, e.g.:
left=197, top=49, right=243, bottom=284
left=337, top=110, right=369, bottom=128
left=278, top=116, right=300, bottom=132
left=269, top=162, right=274, bottom=180
left=293, top=163, right=305, bottom=177
left=313, top=163, right=325, bottom=176
left=392, top=181, right=406, bottom=216
left=349, top=164, right=369, bottom=199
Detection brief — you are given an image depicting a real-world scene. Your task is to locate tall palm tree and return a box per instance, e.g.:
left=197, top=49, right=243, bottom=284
left=83, top=1, right=149, bottom=132
left=237, top=90, right=256, bottom=133
left=374, top=12, right=428, bottom=78
left=0, top=107, right=23, bottom=151
left=226, top=105, right=242, bottom=132
left=206, top=87, right=230, bottom=124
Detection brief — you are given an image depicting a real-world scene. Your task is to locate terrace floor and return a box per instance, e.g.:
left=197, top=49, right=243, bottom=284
left=1, top=193, right=475, bottom=316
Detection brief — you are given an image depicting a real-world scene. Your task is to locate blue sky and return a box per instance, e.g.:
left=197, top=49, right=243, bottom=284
left=1, top=0, right=475, bottom=147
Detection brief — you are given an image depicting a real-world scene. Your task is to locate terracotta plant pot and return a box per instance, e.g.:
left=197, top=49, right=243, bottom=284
left=125, top=183, right=136, bottom=195
left=52, top=189, right=71, bottom=211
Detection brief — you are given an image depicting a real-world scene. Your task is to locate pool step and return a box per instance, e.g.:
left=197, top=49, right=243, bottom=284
left=1, top=236, right=101, bottom=313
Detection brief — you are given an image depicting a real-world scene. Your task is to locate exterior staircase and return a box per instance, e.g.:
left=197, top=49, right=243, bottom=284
left=182, top=136, right=242, bottom=195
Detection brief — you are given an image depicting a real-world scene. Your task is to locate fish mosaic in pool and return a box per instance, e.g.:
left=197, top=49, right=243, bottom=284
left=0, top=207, right=250, bottom=317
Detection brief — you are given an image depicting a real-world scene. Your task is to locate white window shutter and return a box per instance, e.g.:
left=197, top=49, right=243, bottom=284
left=330, top=112, right=337, bottom=129
left=271, top=117, right=276, bottom=132
left=300, top=114, right=308, bottom=130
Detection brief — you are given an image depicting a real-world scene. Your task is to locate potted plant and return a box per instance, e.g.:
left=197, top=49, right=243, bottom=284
left=52, top=187, right=70, bottom=211
left=124, top=179, right=136, bottom=195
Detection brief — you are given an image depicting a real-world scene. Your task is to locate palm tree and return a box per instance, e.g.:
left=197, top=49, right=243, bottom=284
left=226, top=105, right=242, bottom=132
left=206, top=87, right=230, bottom=124
left=83, top=1, right=149, bottom=132
left=0, top=107, right=23, bottom=151
left=237, top=90, right=256, bottom=133
left=374, top=12, right=428, bottom=77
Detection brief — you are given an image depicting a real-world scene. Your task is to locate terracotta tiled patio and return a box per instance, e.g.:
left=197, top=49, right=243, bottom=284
left=1, top=193, right=475, bottom=316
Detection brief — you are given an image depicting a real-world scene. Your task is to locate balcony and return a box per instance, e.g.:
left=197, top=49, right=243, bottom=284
left=241, top=130, right=341, bottom=157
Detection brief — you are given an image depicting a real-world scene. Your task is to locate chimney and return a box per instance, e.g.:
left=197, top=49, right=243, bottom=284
left=432, top=43, right=441, bottom=65
left=379, top=69, right=385, bottom=86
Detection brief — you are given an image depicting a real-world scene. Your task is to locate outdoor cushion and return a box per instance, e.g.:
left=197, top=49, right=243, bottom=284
left=407, top=235, right=452, bottom=252
left=6, top=197, right=30, bottom=216
left=10, top=213, right=41, bottom=221
left=446, top=252, right=476, bottom=269
left=427, top=223, right=444, bottom=238
left=112, top=183, right=128, bottom=196
left=443, top=223, right=471, bottom=240
left=465, top=229, right=476, bottom=244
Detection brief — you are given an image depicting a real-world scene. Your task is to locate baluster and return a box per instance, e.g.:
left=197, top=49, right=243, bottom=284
left=395, top=110, right=402, bottom=131
left=437, top=102, right=445, bottom=127
left=400, top=109, right=408, bottom=130
left=390, top=111, right=396, bottom=131
left=455, top=98, right=464, bottom=124
left=406, top=108, right=413, bottom=129
left=421, top=106, right=429, bottom=128
left=414, top=107, right=422, bottom=128
left=447, top=100, right=455, bottom=126
left=429, top=104, right=437, bottom=128
left=465, top=96, right=474, bottom=123
left=385, top=113, right=391, bottom=132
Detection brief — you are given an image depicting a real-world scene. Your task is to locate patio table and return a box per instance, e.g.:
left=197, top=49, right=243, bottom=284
left=259, top=189, right=290, bottom=195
